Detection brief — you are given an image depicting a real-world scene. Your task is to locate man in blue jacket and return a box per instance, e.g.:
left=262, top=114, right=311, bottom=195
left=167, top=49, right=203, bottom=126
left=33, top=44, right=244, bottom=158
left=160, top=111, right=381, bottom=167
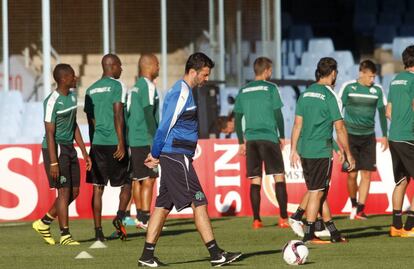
left=137, top=53, right=241, bottom=267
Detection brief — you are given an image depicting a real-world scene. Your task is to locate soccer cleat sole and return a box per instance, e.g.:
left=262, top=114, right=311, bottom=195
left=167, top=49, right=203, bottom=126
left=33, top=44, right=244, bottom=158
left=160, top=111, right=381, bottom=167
left=32, top=220, right=55, bottom=245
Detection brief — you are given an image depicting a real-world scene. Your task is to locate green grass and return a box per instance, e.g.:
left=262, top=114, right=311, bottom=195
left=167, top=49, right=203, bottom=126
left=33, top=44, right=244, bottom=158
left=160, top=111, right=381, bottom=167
left=0, top=215, right=412, bottom=268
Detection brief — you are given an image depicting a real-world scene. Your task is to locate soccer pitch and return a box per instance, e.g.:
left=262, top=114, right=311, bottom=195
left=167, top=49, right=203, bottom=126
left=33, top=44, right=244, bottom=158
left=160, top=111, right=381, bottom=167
left=0, top=215, right=412, bottom=268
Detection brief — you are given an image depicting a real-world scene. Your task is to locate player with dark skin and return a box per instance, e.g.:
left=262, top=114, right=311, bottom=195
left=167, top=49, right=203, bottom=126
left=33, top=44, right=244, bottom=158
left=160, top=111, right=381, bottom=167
left=88, top=54, right=131, bottom=234
left=41, top=66, right=92, bottom=244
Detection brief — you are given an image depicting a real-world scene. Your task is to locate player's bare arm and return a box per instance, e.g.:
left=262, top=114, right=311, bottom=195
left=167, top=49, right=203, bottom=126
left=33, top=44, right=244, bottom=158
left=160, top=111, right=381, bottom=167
left=290, top=115, right=302, bottom=169
left=334, top=119, right=355, bottom=171
left=45, top=122, right=59, bottom=180
left=113, top=102, right=125, bottom=160
left=74, top=123, right=92, bottom=171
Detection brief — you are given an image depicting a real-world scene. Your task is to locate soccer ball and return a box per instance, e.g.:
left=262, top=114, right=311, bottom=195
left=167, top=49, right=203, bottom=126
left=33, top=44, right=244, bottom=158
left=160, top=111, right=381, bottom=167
left=282, top=240, right=309, bottom=265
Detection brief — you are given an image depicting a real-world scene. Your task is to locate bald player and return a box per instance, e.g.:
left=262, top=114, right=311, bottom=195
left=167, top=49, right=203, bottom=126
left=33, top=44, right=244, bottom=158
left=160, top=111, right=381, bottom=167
left=126, top=54, right=160, bottom=229
left=84, top=54, right=131, bottom=241
left=33, top=64, right=91, bottom=245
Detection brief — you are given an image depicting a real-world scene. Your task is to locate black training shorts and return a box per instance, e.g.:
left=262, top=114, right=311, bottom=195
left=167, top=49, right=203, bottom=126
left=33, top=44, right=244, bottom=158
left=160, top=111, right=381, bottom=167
left=343, top=133, right=376, bottom=172
left=42, top=144, right=80, bottom=189
left=155, top=153, right=207, bottom=211
left=301, top=157, right=333, bottom=191
left=130, top=146, right=158, bottom=180
left=246, top=140, right=285, bottom=178
left=389, top=140, right=414, bottom=185
left=86, top=145, right=131, bottom=187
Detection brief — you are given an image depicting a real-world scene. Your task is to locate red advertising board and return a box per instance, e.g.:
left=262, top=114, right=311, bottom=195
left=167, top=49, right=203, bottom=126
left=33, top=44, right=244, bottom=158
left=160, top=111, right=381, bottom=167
left=0, top=139, right=413, bottom=221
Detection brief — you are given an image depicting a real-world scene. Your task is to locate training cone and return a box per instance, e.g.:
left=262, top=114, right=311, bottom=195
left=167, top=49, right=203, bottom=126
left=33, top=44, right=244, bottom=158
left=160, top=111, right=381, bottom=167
left=75, top=251, right=93, bottom=259
left=89, top=240, right=107, bottom=249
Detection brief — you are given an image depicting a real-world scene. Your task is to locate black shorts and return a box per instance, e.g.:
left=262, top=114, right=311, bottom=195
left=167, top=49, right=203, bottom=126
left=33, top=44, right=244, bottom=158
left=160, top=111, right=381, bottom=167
left=86, top=145, right=131, bottom=187
left=42, top=144, right=80, bottom=189
left=301, top=158, right=333, bottom=191
left=343, top=133, right=376, bottom=172
left=130, top=146, right=158, bottom=180
left=155, top=153, right=208, bottom=211
left=246, top=140, right=285, bottom=178
left=389, top=140, right=414, bottom=185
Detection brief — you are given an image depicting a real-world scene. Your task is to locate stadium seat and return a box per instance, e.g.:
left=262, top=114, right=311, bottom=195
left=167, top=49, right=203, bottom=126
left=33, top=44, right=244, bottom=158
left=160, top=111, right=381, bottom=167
left=301, top=52, right=324, bottom=69
left=329, top=51, right=355, bottom=71
left=374, top=25, right=397, bottom=45
left=345, top=64, right=360, bottom=79
left=392, top=37, right=414, bottom=59
left=308, top=38, right=334, bottom=55
left=288, top=25, right=313, bottom=42
left=219, top=87, right=239, bottom=117
left=293, top=39, right=305, bottom=58
left=287, top=52, right=297, bottom=74
left=294, top=65, right=314, bottom=80
left=335, top=74, right=353, bottom=93
left=279, top=86, right=297, bottom=138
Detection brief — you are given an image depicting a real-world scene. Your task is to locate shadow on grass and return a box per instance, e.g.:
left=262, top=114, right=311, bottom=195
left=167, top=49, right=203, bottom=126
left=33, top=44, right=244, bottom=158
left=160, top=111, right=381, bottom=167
left=168, top=249, right=281, bottom=266
left=78, top=228, right=197, bottom=243
left=345, top=231, right=389, bottom=239
left=341, top=225, right=389, bottom=234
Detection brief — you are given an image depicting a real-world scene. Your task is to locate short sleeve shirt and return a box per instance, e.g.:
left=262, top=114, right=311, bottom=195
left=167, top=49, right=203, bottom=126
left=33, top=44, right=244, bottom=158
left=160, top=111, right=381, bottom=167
left=339, top=80, right=386, bottom=135
left=84, top=76, right=123, bottom=145
left=296, top=83, right=343, bottom=158
left=42, top=90, right=77, bottom=148
left=387, top=71, right=414, bottom=141
left=234, top=80, right=283, bottom=143
left=127, top=77, right=159, bottom=146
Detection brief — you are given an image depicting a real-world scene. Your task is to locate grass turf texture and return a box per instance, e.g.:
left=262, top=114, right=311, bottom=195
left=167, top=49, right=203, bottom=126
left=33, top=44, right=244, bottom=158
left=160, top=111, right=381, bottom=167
left=0, top=215, right=412, bottom=268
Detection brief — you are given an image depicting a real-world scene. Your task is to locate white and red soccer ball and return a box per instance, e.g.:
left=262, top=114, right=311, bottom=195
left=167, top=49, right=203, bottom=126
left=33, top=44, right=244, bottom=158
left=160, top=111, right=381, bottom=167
left=282, top=240, right=309, bottom=265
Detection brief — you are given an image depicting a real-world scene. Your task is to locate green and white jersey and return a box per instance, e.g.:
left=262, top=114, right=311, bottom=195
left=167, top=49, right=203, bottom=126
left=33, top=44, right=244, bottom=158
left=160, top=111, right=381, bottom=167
left=234, top=80, right=283, bottom=143
left=126, top=77, right=159, bottom=147
left=387, top=71, right=414, bottom=141
left=296, top=83, right=343, bottom=158
left=84, top=76, right=125, bottom=145
left=42, top=90, right=77, bottom=148
left=339, top=80, right=386, bottom=135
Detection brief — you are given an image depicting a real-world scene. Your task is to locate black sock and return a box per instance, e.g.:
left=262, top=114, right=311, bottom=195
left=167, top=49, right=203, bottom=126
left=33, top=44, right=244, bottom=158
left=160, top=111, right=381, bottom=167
left=356, top=203, right=365, bottom=214
left=137, top=209, right=142, bottom=221
left=41, top=213, right=54, bottom=225
left=350, top=198, right=357, bottom=207
left=303, top=222, right=315, bottom=241
left=291, top=207, right=305, bottom=221
left=140, top=242, right=156, bottom=261
left=325, top=220, right=340, bottom=238
left=393, top=210, right=403, bottom=229
left=116, top=210, right=126, bottom=220
left=125, top=210, right=131, bottom=217
left=206, top=239, right=222, bottom=258
left=275, top=182, right=288, bottom=219
left=315, top=218, right=325, bottom=232
left=404, top=211, right=414, bottom=230
left=141, top=211, right=150, bottom=224
left=250, top=184, right=261, bottom=221
left=60, top=227, right=70, bottom=236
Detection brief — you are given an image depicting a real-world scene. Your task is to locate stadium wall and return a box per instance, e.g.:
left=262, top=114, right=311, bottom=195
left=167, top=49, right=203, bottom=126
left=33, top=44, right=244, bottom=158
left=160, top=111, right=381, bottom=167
left=0, top=139, right=412, bottom=222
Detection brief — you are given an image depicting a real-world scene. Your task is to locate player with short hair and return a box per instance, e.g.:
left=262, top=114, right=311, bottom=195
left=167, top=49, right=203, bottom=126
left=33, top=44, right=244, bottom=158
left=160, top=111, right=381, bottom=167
left=290, top=57, right=355, bottom=243
left=234, top=56, right=289, bottom=229
left=138, top=52, right=241, bottom=267
left=387, top=45, right=414, bottom=237
left=127, top=54, right=160, bottom=229
left=338, top=59, right=388, bottom=220
left=84, top=54, right=131, bottom=241
left=32, top=64, right=92, bottom=245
